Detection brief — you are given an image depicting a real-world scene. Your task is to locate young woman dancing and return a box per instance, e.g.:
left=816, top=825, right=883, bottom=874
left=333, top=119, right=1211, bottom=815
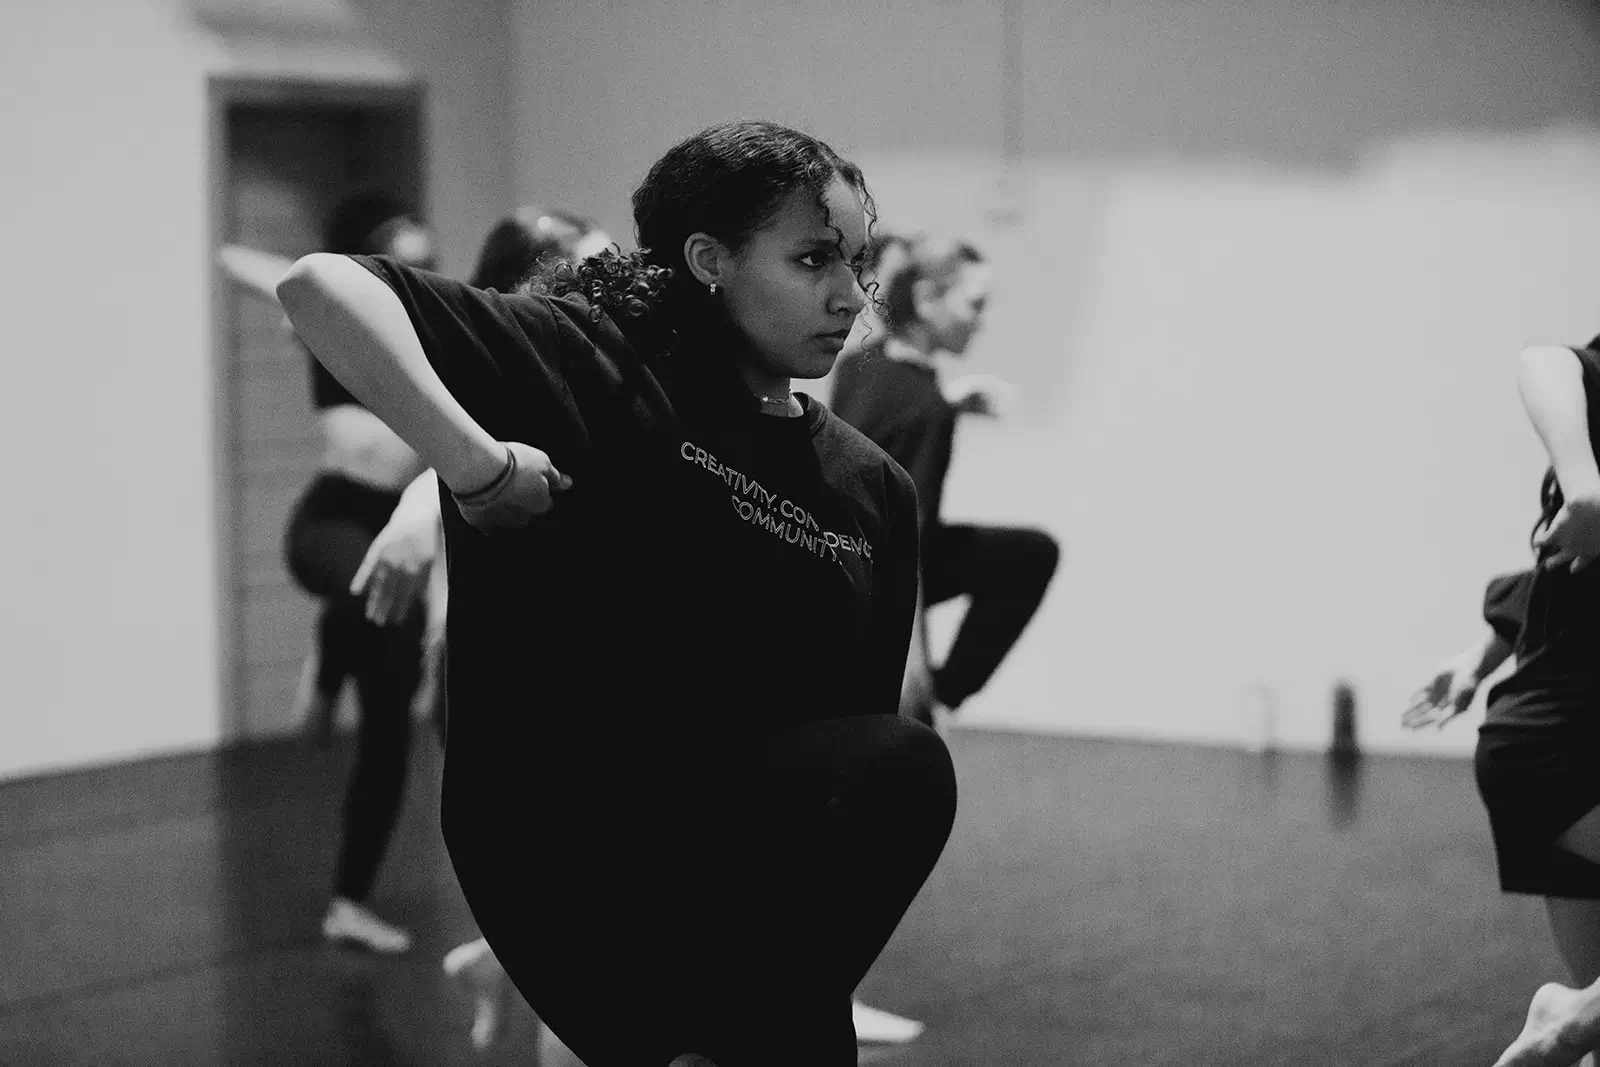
left=1475, top=338, right=1600, bottom=1067
left=278, top=121, right=958, bottom=1066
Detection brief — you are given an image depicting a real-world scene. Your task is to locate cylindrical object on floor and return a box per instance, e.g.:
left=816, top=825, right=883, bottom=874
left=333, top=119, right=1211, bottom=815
left=1330, top=680, right=1360, bottom=763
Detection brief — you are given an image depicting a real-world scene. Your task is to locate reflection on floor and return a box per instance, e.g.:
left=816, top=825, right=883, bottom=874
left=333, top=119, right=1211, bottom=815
left=0, top=727, right=1559, bottom=1065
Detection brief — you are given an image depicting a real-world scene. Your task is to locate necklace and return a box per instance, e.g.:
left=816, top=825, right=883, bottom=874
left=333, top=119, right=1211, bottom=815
left=755, top=390, right=793, bottom=406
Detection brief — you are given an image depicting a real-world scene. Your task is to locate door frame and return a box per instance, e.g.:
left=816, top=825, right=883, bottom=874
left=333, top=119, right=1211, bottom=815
left=206, top=76, right=425, bottom=741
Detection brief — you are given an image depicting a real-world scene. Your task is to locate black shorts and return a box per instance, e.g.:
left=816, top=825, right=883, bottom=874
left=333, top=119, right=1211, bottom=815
left=1475, top=723, right=1600, bottom=899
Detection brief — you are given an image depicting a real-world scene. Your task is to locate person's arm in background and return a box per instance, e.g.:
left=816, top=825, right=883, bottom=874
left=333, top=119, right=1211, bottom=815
left=1472, top=631, right=1515, bottom=682
left=350, top=469, right=443, bottom=626
left=1402, top=569, right=1532, bottom=730
left=1401, top=629, right=1511, bottom=731
left=220, top=245, right=296, bottom=304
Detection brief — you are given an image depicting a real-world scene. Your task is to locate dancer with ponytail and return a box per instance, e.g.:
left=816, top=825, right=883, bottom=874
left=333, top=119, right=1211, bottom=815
left=279, top=121, right=957, bottom=1066
left=831, top=233, right=1058, bottom=729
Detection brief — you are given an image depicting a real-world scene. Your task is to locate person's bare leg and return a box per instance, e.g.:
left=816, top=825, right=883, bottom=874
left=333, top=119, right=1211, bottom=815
left=1493, top=979, right=1600, bottom=1067
left=1495, top=807, right=1600, bottom=1067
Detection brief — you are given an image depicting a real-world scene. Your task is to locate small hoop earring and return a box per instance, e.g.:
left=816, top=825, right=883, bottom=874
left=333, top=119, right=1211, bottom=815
left=708, top=282, right=719, bottom=296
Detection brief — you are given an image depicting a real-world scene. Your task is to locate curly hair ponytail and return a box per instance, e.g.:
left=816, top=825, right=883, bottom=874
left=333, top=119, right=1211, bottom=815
left=528, top=248, right=678, bottom=353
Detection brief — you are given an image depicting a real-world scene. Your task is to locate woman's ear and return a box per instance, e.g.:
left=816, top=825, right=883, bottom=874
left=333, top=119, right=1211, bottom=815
left=682, top=232, right=727, bottom=288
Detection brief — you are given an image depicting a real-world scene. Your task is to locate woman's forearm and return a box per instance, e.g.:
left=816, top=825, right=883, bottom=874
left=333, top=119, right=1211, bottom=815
left=1473, top=631, right=1514, bottom=682
left=396, top=469, right=442, bottom=521
left=394, top=469, right=444, bottom=557
left=277, top=254, right=506, bottom=494
left=1518, top=345, right=1600, bottom=499
left=384, top=470, right=444, bottom=541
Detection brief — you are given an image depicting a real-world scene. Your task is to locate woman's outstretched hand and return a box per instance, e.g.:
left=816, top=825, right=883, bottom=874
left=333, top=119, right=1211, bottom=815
left=943, top=373, right=1015, bottom=419
left=451, top=442, right=573, bottom=533
left=1401, top=650, right=1480, bottom=730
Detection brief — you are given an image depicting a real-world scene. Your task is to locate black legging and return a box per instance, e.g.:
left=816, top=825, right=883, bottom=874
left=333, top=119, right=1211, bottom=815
left=442, top=713, right=957, bottom=1067
left=313, top=606, right=354, bottom=697
left=923, top=523, right=1060, bottom=708
left=314, top=607, right=448, bottom=749
left=284, top=473, right=424, bottom=902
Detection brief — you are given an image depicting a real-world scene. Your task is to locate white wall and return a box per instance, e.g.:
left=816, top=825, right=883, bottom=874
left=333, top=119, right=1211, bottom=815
left=0, top=0, right=512, bottom=781
left=6, top=0, right=1597, bottom=781
left=346, top=0, right=517, bottom=277
left=510, top=0, right=1006, bottom=244
left=511, top=0, right=1600, bottom=755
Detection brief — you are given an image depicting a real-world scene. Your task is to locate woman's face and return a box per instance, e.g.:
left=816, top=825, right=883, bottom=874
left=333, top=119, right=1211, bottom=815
left=718, top=175, right=868, bottom=383
left=920, top=261, right=991, bottom=356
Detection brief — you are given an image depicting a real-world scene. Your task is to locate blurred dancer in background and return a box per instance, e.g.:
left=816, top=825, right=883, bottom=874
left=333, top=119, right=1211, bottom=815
left=222, top=191, right=438, bottom=954
left=229, top=202, right=617, bottom=1045
left=831, top=233, right=1058, bottom=730
left=222, top=195, right=444, bottom=743
left=283, top=192, right=437, bottom=953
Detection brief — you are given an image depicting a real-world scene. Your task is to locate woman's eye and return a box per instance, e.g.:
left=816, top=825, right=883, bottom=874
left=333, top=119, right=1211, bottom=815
left=798, top=252, right=829, bottom=269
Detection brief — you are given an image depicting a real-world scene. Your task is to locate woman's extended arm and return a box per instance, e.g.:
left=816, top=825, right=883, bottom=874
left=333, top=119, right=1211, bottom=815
left=1472, top=629, right=1515, bottom=683
left=1402, top=627, right=1513, bottom=731
left=277, top=253, right=506, bottom=495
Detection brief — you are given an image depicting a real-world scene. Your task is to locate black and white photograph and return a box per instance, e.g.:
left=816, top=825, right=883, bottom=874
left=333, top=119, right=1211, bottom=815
left=7, top=1, right=1600, bottom=1063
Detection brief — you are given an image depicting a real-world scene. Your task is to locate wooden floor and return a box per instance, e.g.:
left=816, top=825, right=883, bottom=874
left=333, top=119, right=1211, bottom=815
left=0, top=727, right=1566, bottom=1065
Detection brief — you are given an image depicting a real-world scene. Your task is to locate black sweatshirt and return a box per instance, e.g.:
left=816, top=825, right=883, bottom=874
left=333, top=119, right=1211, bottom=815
left=349, top=255, right=922, bottom=774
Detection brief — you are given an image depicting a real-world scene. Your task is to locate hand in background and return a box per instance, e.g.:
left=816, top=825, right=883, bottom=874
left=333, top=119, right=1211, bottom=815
left=1402, top=649, right=1482, bottom=730
left=944, top=373, right=1016, bottom=419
